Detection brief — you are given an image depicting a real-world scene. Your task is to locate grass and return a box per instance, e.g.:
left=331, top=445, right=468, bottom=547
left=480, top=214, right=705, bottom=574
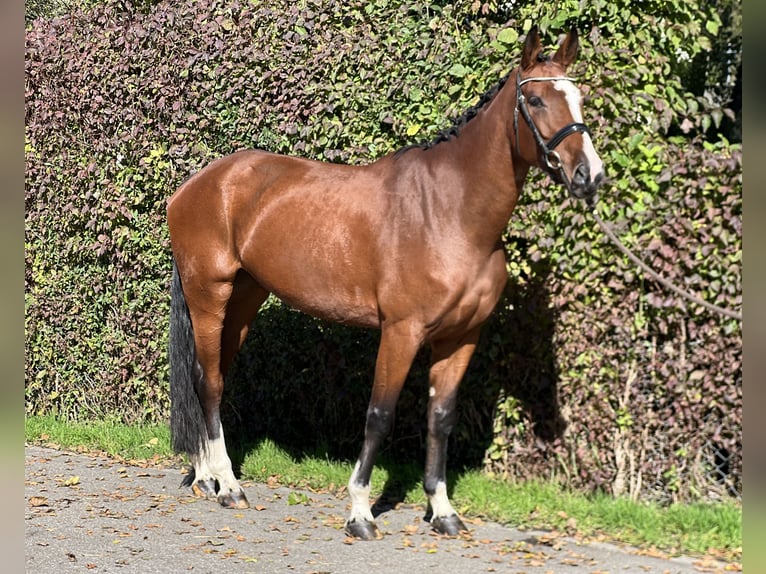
left=25, top=415, right=741, bottom=561
left=24, top=414, right=175, bottom=462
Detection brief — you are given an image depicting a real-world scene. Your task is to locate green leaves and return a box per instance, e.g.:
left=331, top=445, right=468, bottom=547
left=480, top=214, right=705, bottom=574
left=496, top=28, right=518, bottom=45
left=448, top=63, right=470, bottom=77
left=287, top=491, right=310, bottom=506
left=705, top=19, right=720, bottom=35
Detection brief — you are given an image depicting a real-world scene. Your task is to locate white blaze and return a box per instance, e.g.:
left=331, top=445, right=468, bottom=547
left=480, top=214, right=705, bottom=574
left=553, top=79, right=604, bottom=178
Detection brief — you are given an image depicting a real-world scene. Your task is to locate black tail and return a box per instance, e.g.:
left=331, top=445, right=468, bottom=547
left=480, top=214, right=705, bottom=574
left=169, top=259, right=207, bottom=455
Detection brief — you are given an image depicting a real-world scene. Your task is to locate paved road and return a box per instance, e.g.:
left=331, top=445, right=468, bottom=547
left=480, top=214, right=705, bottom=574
left=25, top=445, right=730, bottom=573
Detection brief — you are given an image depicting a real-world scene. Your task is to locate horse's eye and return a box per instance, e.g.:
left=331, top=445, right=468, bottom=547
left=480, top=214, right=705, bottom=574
left=528, top=96, right=544, bottom=108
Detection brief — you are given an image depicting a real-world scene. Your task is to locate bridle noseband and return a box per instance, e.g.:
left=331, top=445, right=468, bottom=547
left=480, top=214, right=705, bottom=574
left=513, top=71, right=592, bottom=194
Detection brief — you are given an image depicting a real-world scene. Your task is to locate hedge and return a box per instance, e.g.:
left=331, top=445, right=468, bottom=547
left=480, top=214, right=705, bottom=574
left=25, top=0, right=741, bottom=502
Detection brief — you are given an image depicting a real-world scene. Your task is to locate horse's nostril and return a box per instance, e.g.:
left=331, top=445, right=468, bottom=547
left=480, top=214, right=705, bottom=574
left=573, top=163, right=589, bottom=184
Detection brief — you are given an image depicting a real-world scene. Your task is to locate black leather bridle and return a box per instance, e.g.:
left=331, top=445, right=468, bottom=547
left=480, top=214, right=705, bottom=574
left=513, top=71, right=592, bottom=194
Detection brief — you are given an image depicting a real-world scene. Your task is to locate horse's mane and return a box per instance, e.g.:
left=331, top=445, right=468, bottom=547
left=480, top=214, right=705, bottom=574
left=394, top=50, right=557, bottom=157
left=394, top=71, right=511, bottom=157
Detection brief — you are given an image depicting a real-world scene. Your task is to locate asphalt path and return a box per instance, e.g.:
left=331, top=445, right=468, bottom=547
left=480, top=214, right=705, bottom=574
left=25, top=445, right=731, bottom=573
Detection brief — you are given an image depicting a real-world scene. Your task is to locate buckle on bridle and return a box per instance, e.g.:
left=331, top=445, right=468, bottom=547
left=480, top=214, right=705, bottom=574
left=544, top=149, right=562, bottom=170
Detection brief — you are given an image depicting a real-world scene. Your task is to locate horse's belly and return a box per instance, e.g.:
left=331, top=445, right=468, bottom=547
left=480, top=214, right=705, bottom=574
left=276, top=283, right=381, bottom=328
left=242, top=248, right=380, bottom=329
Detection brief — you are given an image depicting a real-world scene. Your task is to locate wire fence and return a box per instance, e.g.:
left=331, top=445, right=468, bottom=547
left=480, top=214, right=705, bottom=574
left=631, top=434, right=741, bottom=504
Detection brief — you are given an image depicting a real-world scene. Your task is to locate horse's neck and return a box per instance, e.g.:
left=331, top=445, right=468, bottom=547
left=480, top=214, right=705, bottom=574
left=427, top=86, right=529, bottom=250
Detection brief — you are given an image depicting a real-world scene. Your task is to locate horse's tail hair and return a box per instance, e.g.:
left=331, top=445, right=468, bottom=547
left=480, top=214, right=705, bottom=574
left=169, top=259, right=207, bottom=456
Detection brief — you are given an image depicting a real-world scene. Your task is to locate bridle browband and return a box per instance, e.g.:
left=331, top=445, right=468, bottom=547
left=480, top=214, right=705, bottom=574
left=513, top=71, right=592, bottom=194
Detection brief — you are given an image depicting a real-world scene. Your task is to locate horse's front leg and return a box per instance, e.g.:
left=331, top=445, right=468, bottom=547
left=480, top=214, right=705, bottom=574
left=345, top=321, right=424, bottom=540
left=424, top=327, right=481, bottom=536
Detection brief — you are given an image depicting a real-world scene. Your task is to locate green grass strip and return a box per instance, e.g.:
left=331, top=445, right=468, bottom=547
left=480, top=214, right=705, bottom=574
left=25, top=414, right=174, bottom=461
left=25, top=415, right=740, bottom=559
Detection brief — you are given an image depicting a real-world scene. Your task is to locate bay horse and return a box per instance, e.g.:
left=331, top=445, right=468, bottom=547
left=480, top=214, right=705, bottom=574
left=167, top=26, right=604, bottom=540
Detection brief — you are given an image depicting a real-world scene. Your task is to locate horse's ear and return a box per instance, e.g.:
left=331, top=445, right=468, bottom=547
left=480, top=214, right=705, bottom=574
left=552, top=27, right=579, bottom=68
left=520, top=26, right=543, bottom=70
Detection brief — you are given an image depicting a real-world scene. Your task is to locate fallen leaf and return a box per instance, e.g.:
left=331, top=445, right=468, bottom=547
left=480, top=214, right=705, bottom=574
left=636, top=546, right=669, bottom=559
left=464, top=516, right=484, bottom=525
left=62, top=476, right=80, bottom=487
left=29, top=496, right=49, bottom=507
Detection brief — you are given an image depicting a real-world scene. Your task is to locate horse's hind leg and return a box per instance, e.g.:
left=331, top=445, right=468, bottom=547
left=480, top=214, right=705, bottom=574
left=423, top=327, right=481, bottom=535
left=184, top=271, right=268, bottom=508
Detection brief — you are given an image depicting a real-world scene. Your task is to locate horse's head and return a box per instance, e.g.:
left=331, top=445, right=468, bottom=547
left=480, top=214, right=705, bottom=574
left=512, top=27, right=605, bottom=202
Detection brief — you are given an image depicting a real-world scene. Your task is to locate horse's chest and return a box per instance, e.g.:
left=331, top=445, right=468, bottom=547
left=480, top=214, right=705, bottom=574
left=429, top=250, right=508, bottom=336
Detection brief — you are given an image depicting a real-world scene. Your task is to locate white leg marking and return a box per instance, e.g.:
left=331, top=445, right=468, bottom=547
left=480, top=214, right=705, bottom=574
left=428, top=480, right=457, bottom=519
left=347, top=461, right=374, bottom=524
left=191, top=451, right=213, bottom=482
left=204, top=423, right=242, bottom=496
left=554, top=79, right=604, bottom=179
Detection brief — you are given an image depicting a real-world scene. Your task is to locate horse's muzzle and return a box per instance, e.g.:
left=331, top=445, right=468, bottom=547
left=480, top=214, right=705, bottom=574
left=569, top=162, right=604, bottom=202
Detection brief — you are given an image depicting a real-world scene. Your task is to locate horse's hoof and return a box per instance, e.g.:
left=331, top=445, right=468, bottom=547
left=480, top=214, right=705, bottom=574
left=345, top=519, right=383, bottom=540
left=218, top=490, right=249, bottom=509
left=191, top=478, right=217, bottom=499
left=431, top=514, right=468, bottom=536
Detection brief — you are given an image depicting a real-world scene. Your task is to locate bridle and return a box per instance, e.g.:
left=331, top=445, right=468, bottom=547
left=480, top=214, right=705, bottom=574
left=513, top=71, right=592, bottom=195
